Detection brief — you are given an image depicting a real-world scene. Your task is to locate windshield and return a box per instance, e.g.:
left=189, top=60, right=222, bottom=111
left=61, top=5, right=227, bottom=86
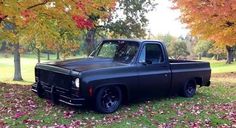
left=93, top=40, right=139, bottom=64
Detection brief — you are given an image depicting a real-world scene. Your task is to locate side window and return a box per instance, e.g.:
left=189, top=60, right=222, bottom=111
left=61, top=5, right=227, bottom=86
left=139, top=43, right=164, bottom=64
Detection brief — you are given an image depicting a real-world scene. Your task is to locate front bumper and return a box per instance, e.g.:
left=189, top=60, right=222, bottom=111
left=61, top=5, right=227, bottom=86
left=32, top=83, right=86, bottom=106
left=205, top=81, right=211, bottom=87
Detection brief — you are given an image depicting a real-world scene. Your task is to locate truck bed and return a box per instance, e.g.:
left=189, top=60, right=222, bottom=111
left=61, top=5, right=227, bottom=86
left=169, top=59, right=211, bottom=94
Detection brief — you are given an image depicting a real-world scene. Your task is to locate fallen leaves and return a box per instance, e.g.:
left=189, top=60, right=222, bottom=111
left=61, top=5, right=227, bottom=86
left=22, top=119, right=40, bottom=125
left=13, top=112, right=27, bottom=119
left=63, top=111, right=75, bottom=119
left=0, top=119, right=6, bottom=127
left=0, top=73, right=235, bottom=127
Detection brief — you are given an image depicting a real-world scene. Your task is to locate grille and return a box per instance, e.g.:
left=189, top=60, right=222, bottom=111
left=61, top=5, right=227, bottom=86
left=39, top=69, right=72, bottom=89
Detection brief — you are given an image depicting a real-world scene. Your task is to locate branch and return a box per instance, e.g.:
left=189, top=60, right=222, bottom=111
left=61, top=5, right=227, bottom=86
left=0, top=15, right=8, bottom=23
left=27, top=0, right=49, bottom=9
left=0, top=1, right=49, bottom=23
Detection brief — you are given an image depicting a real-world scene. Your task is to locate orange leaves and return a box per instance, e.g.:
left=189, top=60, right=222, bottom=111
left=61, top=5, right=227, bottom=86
left=0, top=0, right=117, bottom=56
left=20, top=10, right=36, bottom=24
left=73, top=0, right=116, bottom=23
left=0, top=13, right=4, bottom=19
left=72, top=15, right=93, bottom=29
left=0, top=0, right=116, bottom=31
left=172, top=0, right=236, bottom=46
left=76, top=1, right=86, bottom=10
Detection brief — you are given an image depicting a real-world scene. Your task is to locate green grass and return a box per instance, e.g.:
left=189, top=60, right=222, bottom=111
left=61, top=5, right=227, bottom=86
left=0, top=54, right=235, bottom=84
left=0, top=54, right=235, bottom=127
left=210, top=61, right=236, bottom=73
left=199, top=57, right=236, bottom=73
left=0, top=53, right=85, bottom=85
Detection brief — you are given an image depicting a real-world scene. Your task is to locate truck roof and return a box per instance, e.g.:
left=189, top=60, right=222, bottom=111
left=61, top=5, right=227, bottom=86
left=103, top=39, right=163, bottom=44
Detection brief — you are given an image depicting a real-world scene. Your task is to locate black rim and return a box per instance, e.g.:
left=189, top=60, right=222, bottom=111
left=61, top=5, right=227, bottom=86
left=101, top=87, right=120, bottom=110
left=186, top=81, right=196, bottom=96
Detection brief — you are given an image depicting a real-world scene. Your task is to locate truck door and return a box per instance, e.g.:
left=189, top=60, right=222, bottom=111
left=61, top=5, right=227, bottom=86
left=138, top=42, right=171, bottom=97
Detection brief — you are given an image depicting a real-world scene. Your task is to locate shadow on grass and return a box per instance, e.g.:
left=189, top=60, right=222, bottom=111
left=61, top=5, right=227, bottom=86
left=43, top=86, right=221, bottom=115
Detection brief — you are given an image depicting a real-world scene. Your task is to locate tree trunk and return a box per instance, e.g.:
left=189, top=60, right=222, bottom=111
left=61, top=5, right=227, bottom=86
left=56, top=51, right=60, bottom=60
left=235, top=53, right=236, bottom=62
left=85, top=28, right=96, bottom=56
left=13, top=43, right=23, bottom=81
left=198, top=53, right=202, bottom=60
left=47, top=51, right=50, bottom=60
left=216, top=54, right=219, bottom=61
left=37, top=49, right=40, bottom=63
left=232, top=49, right=235, bottom=62
left=0, top=41, right=7, bottom=51
left=226, top=45, right=234, bottom=64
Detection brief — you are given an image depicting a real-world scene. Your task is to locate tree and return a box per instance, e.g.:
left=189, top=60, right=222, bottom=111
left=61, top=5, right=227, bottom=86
left=21, top=14, right=81, bottom=62
left=194, top=40, right=213, bottom=60
left=0, top=0, right=116, bottom=81
left=208, top=44, right=226, bottom=60
left=83, top=0, right=157, bottom=55
left=168, top=40, right=190, bottom=59
left=0, top=41, right=2, bottom=49
left=153, top=33, right=176, bottom=47
left=172, top=0, right=236, bottom=64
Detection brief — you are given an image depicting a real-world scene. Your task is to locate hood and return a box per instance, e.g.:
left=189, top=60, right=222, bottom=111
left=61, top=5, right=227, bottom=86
left=45, top=57, right=126, bottom=72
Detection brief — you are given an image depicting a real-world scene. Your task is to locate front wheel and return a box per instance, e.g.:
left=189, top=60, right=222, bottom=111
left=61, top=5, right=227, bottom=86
left=95, top=86, right=122, bottom=114
left=181, top=79, right=197, bottom=98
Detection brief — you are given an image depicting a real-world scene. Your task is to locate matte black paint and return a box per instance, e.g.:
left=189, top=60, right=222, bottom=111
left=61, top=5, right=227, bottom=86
left=32, top=39, right=211, bottom=106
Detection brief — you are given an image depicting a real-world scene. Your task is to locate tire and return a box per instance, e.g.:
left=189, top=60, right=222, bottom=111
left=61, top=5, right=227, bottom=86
left=95, top=86, right=122, bottom=114
left=181, top=79, right=197, bottom=98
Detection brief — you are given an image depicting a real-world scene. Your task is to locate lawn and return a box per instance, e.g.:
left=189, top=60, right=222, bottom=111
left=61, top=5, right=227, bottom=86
left=0, top=53, right=85, bottom=85
left=210, top=61, right=236, bottom=73
left=0, top=54, right=236, bottom=127
left=1, top=54, right=235, bottom=85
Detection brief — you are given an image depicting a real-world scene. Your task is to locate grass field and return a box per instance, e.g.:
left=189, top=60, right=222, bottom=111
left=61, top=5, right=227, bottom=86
left=0, top=54, right=236, bottom=127
left=0, top=54, right=236, bottom=85
left=0, top=53, right=85, bottom=85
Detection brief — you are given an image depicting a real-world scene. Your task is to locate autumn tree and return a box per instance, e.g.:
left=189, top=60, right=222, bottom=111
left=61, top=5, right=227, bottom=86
left=209, top=44, right=226, bottom=60
left=83, top=0, right=157, bottom=55
left=172, top=0, right=236, bottom=64
left=0, top=0, right=116, bottom=81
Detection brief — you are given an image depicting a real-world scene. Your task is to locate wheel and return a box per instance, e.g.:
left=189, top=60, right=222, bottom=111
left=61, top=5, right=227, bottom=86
left=95, top=86, right=122, bottom=114
left=181, top=79, right=197, bottom=98
left=36, top=83, right=44, bottom=98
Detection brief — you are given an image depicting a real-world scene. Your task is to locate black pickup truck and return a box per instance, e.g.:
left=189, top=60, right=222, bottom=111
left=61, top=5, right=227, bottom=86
left=32, top=39, right=211, bottom=113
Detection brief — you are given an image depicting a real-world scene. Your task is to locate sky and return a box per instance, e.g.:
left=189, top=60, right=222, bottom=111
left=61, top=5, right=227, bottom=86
left=146, top=0, right=189, bottom=37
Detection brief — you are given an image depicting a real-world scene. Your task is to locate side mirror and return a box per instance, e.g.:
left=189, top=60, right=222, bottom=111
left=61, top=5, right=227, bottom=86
left=146, top=59, right=152, bottom=64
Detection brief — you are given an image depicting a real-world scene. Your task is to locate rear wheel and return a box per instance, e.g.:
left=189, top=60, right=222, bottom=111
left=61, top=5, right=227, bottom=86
left=95, top=86, right=122, bottom=114
left=181, top=79, right=197, bottom=97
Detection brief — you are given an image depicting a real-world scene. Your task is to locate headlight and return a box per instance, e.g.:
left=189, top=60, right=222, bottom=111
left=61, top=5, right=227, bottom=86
left=75, top=78, right=80, bottom=88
